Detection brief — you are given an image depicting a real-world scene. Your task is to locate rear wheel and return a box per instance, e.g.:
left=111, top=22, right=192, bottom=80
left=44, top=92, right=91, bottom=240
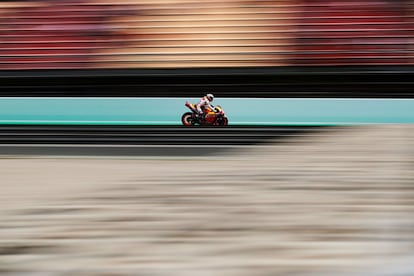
left=181, top=112, right=196, bottom=126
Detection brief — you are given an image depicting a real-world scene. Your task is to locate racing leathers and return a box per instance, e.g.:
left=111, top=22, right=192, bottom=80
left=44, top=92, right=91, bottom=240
left=196, top=96, right=215, bottom=121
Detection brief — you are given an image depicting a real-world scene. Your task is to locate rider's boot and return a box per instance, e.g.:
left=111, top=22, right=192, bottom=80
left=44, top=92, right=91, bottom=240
left=196, top=113, right=204, bottom=123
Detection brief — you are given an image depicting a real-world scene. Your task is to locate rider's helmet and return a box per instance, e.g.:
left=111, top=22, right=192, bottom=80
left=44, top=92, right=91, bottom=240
left=206, top=93, right=214, bottom=102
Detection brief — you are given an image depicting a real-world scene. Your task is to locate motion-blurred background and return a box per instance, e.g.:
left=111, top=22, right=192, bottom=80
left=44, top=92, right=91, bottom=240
left=1, top=0, right=413, bottom=69
left=1, top=0, right=413, bottom=99
left=0, top=1, right=413, bottom=276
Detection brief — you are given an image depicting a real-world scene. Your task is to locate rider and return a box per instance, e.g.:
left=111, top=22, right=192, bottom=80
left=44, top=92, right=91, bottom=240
left=196, top=93, right=215, bottom=121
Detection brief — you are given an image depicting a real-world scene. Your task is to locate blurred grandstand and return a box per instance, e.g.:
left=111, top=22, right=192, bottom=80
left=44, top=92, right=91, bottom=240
left=0, top=0, right=413, bottom=70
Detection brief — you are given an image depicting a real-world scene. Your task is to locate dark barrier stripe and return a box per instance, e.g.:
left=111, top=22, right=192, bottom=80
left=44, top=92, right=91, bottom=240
left=0, top=125, right=322, bottom=146
left=0, top=125, right=328, bottom=156
left=1, top=66, right=414, bottom=98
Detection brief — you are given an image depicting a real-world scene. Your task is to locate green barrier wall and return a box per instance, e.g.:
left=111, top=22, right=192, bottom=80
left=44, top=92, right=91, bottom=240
left=0, top=98, right=413, bottom=125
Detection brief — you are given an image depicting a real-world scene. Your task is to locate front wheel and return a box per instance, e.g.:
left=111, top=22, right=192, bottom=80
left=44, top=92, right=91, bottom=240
left=216, top=117, right=228, bottom=126
left=181, top=112, right=196, bottom=126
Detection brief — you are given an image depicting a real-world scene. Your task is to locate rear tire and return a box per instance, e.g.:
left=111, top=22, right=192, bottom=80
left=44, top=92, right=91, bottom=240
left=181, top=112, right=196, bottom=126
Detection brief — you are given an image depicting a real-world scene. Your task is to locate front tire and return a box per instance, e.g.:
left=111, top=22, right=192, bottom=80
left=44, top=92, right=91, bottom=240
left=216, top=117, right=228, bottom=126
left=181, top=112, right=196, bottom=126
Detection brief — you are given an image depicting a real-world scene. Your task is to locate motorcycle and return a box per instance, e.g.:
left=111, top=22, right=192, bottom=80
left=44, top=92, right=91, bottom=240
left=181, top=101, right=229, bottom=126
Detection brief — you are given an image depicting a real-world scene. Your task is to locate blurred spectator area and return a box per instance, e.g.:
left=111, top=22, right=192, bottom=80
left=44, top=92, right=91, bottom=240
left=293, top=0, right=414, bottom=65
left=0, top=0, right=136, bottom=69
left=0, top=0, right=413, bottom=70
left=0, top=0, right=297, bottom=69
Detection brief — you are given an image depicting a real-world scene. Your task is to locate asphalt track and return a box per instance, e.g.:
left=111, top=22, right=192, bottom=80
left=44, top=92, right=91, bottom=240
left=0, top=125, right=324, bottom=156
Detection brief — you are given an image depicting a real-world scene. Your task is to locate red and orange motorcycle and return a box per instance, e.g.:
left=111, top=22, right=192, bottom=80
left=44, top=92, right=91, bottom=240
left=181, top=101, right=229, bottom=126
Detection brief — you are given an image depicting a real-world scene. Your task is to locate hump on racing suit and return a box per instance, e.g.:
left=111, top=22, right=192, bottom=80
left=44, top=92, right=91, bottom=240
left=196, top=93, right=215, bottom=115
